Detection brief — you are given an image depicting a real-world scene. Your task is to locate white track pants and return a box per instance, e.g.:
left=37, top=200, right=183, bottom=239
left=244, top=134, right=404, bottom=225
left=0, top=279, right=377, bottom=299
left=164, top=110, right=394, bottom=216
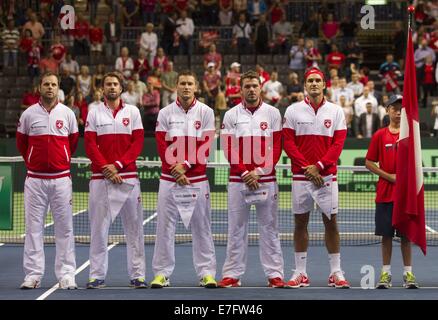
left=152, top=179, right=216, bottom=279
left=23, top=176, right=76, bottom=282
left=222, top=182, right=284, bottom=279
left=88, top=178, right=145, bottom=280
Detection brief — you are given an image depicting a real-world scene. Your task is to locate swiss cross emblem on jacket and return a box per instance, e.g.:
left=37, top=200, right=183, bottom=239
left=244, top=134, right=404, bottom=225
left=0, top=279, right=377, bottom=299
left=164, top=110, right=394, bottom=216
left=56, top=120, right=63, bottom=129
left=324, top=119, right=332, bottom=128
left=194, top=120, right=201, bottom=130
left=122, top=118, right=130, bottom=126
left=260, top=122, right=268, bottom=130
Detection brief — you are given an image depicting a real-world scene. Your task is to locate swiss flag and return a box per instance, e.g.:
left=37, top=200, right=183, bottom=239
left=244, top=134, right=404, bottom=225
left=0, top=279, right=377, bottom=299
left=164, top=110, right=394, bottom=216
left=393, top=27, right=427, bottom=255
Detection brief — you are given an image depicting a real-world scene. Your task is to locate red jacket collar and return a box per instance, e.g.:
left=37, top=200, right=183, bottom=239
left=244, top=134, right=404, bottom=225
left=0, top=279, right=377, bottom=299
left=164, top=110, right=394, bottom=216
left=176, top=97, right=197, bottom=111
left=304, top=96, right=325, bottom=112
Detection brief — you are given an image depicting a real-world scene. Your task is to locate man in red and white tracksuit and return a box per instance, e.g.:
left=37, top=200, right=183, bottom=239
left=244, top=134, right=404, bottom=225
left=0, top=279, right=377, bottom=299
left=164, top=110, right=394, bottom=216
left=84, top=72, right=146, bottom=289
left=16, top=72, right=79, bottom=290
left=152, top=71, right=217, bottom=288
left=218, top=70, right=285, bottom=288
left=283, top=68, right=350, bottom=288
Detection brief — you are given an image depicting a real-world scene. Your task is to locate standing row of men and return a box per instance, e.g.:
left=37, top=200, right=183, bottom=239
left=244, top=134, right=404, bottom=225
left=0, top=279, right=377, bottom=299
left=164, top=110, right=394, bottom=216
left=16, top=67, right=416, bottom=289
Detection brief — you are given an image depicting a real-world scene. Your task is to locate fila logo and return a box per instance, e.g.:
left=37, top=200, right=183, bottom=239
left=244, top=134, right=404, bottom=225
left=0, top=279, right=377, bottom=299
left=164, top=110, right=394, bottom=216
left=260, top=122, right=268, bottom=130
left=205, top=193, right=210, bottom=199
left=122, top=118, right=130, bottom=126
left=324, top=119, right=332, bottom=128
left=194, top=120, right=201, bottom=130
left=56, top=120, right=63, bottom=129
left=220, top=123, right=225, bottom=129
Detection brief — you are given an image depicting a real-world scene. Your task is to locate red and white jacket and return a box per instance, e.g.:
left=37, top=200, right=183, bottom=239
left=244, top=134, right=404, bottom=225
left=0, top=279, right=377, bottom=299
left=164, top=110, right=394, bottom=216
left=84, top=100, right=144, bottom=180
left=220, top=101, right=282, bottom=183
left=16, top=102, right=79, bottom=179
left=155, top=98, right=215, bottom=184
left=283, top=97, right=347, bottom=180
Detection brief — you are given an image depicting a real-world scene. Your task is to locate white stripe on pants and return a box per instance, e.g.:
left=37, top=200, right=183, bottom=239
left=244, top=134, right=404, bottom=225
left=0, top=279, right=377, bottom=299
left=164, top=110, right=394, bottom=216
left=152, top=179, right=216, bottom=279
left=88, top=178, right=145, bottom=280
left=23, top=176, right=76, bottom=282
left=222, top=182, right=284, bottom=279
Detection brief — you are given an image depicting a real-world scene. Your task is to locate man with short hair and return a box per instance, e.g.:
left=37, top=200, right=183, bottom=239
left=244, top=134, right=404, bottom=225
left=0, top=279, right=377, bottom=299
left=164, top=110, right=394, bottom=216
left=152, top=71, right=217, bottom=288
left=84, top=72, right=146, bottom=289
left=16, top=72, right=79, bottom=290
left=218, top=70, right=285, bottom=288
left=283, top=68, right=350, bottom=289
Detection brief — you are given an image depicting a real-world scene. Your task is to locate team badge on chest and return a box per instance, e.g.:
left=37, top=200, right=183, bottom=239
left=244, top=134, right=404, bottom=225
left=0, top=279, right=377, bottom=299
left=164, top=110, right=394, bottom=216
left=194, top=120, right=201, bottom=130
left=122, top=118, right=130, bottom=126
left=324, top=119, right=332, bottom=128
left=260, top=122, right=268, bottom=130
left=56, top=120, right=63, bottom=129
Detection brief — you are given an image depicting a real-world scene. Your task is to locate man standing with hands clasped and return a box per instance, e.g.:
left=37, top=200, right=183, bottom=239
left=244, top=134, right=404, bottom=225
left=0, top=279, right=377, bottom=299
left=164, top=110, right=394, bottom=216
left=218, top=70, right=285, bottom=288
left=152, top=70, right=217, bottom=288
left=283, top=68, right=350, bottom=289
left=17, top=72, right=79, bottom=290
left=84, top=72, right=146, bottom=289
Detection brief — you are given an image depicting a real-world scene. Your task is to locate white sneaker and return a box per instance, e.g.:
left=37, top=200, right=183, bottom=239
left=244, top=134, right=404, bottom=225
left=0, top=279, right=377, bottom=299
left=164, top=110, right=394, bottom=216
left=20, top=279, right=41, bottom=289
left=59, top=276, right=78, bottom=290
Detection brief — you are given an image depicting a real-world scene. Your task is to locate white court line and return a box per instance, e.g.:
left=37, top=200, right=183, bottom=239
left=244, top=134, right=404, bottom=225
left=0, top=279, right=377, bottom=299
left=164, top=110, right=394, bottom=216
left=36, top=212, right=157, bottom=300
left=19, top=209, right=87, bottom=238
left=36, top=242, right=119, bottom=301
left=0, top=243, right=4, bottom=247
left=426, top=225, right=438, bottom=233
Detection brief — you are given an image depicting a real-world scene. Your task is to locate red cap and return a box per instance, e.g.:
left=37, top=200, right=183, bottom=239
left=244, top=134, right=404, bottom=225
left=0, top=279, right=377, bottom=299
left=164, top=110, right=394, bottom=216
left=304, top=68, right=326, bottom=82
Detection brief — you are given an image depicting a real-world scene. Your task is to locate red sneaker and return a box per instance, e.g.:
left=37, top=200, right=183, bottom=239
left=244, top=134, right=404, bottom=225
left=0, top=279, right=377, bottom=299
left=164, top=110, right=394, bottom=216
left=268, top=277, right=285, bottom=288
left=218, top=277, right=241, bottom=288
left=285, top=273, right=310, bottom=288
left=328, top=271, right=350, bottom=289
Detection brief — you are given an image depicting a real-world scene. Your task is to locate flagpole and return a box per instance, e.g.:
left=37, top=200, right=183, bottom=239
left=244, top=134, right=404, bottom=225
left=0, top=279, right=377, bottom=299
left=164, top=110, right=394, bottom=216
left=408, top=1, right=414, bottom=31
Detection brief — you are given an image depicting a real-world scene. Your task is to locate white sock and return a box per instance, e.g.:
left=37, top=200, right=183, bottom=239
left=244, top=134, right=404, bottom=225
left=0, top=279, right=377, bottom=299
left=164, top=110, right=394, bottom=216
left=295, top=252, right=307, bottom=274
left=382, top=265, right=391, bottom=274
left=403, top=266, right=412, bottom=275
left=328, top=253, right=341, bottom=274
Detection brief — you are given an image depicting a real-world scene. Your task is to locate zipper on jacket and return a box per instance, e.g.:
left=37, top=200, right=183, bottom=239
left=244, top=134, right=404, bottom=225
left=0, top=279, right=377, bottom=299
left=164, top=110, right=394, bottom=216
left=27, top=146, right=34, bottom=163
left=63, top=145, right=69, bottom=162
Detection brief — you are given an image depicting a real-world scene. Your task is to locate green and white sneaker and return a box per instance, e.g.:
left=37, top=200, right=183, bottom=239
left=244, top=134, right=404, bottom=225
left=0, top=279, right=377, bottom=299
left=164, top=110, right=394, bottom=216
left=150, top=274, right=170, bottom=288
left=403, top=272, right=419, bottom=289
left=376, top=271, right=392, bottom=289
left=200, top=275, right=217, bottom=288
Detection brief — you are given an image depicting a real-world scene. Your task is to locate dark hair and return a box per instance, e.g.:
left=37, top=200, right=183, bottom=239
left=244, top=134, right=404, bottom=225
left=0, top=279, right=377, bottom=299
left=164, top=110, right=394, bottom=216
left=177, top=70, right=197, bottom=83
left=102, top=72, right=123, bottom=86
left=39, top=71, right=60, bottom=85
left=240, top=70, right=261, bottom=85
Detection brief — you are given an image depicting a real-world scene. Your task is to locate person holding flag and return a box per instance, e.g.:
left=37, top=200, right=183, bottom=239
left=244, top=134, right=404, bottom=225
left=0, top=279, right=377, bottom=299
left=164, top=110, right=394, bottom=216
left=365, top=94, right=419, bottom=289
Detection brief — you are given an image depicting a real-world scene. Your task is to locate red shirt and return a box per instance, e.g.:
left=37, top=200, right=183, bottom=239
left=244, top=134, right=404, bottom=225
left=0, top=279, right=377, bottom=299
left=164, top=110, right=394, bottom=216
left=423, top=64, right=434, bottom=84
left=22, top=92, right=40, bottom=108
left=89, top=26, right=103, bottom=44
left=270, top=7, right=283, bottom=25
left=74, top=21, right=89, bottom=39
left=322, top=22, right=339, bottom=39
left=366, top=127, right=399, bottom=203
left=160, top=0, right=174, bottom=13
left=225, top=85, right=241, bottom=106
left=51, top=43, right=66, bottom=62
left=175, top=0, right=188, bottom=11
left=20, top=37, right=33, bottom=52
left=326, top=52, right=345, bottom=69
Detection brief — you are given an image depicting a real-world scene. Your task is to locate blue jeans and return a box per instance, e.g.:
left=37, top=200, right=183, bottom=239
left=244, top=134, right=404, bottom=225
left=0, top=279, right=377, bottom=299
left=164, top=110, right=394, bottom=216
left=3, top=51, right=18, bottom=67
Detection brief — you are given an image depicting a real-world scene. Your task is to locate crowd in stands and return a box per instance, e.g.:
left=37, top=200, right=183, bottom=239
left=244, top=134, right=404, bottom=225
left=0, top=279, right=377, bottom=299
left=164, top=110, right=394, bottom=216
left=1, top=0, right=438, bottom=137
